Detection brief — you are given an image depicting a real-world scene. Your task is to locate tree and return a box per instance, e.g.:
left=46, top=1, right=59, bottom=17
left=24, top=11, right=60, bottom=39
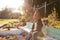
left=0, top=8, right=12, bottom=19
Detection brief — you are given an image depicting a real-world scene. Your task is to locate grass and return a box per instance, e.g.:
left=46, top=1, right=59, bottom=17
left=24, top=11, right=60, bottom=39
left=42, top=18, right=60, bottom=29
left=54, top=21, right=60, bottom=29
left=0, top=19, right=19, bottom=24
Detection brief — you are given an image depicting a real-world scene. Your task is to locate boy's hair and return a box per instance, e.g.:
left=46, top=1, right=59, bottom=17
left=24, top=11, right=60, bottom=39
left=33, top=10, right=42, bottom=20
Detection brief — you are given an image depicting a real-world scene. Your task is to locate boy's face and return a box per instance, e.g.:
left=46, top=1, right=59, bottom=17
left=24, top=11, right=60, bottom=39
left=33, top=12, right=41, bottom=21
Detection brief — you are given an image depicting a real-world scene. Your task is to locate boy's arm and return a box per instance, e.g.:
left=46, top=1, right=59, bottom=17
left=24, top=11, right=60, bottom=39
left=31, top=23, right=35, bottom=32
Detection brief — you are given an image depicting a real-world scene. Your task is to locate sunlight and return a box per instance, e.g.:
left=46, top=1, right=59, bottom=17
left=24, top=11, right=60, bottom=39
left=0, top=0, right=24, bottom=9
left=12, top=10, right=24, bottom=15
